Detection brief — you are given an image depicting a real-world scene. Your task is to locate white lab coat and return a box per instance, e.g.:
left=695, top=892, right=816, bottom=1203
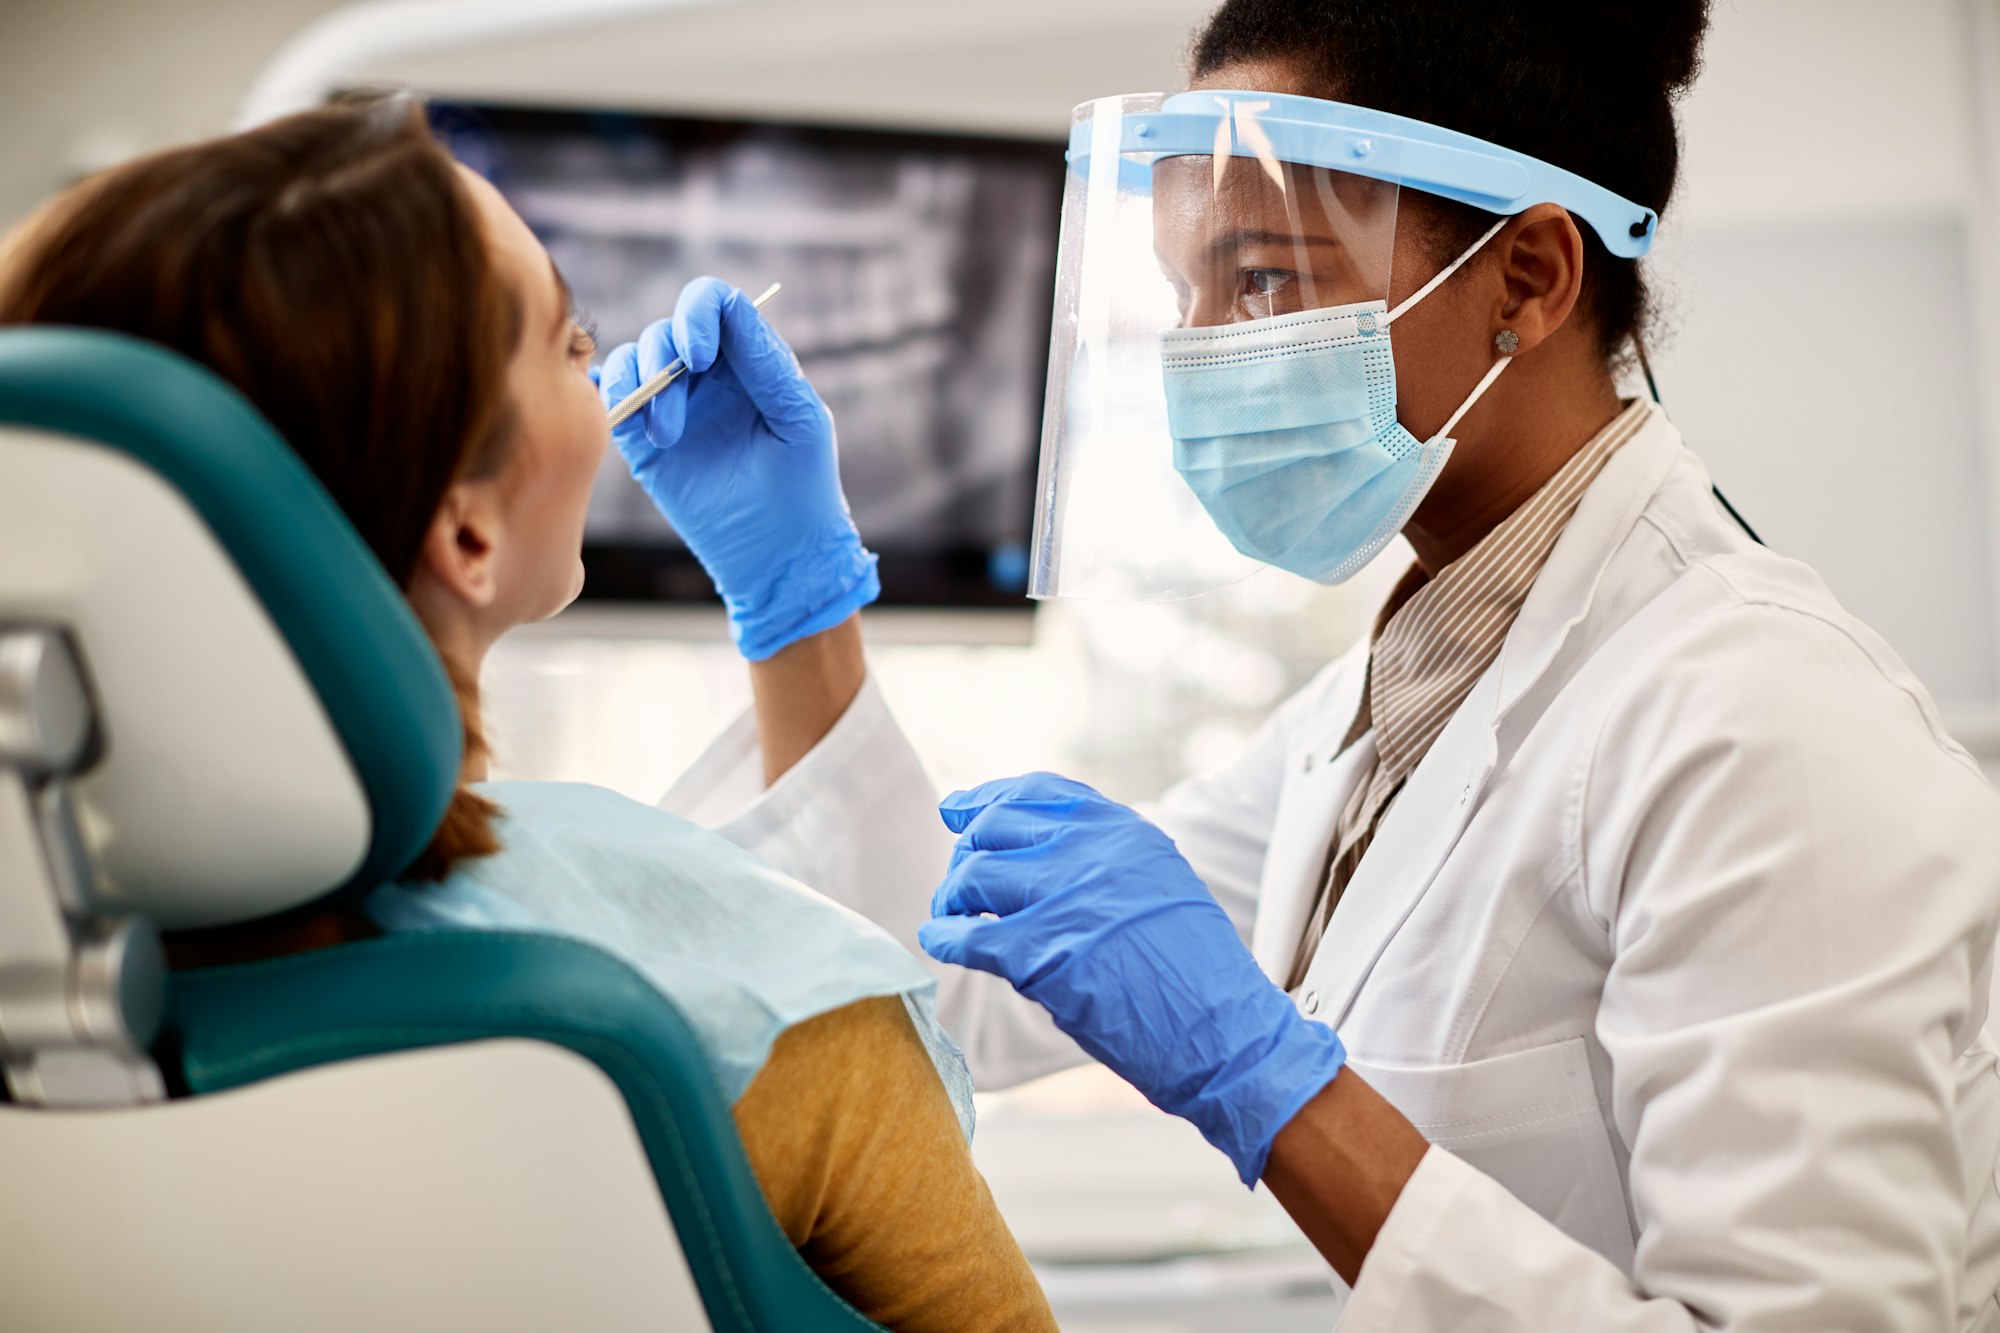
left=663, top=404, right=2000, bottom=1330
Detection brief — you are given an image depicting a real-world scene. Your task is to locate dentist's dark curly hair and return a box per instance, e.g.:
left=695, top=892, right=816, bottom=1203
left=1191, top=0, right=1710, bottom=364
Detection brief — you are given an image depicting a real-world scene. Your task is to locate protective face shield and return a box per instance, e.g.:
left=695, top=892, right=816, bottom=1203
left=1029, top=91, right=1658, bottom=601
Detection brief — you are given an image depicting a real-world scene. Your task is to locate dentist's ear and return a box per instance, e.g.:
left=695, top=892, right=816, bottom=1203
left=1489, top=202, right=1588, bottom=358
left=412, top=479, right=504, bottom=613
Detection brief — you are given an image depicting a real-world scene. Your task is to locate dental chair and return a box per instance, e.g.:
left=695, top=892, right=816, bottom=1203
left=0, top=328, right=885, bottom=1332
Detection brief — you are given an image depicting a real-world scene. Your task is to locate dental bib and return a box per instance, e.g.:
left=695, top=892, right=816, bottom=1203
left=368, top=780, right=974, bottom=1133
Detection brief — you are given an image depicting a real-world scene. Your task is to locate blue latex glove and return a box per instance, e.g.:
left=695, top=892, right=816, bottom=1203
left=598, top=278, right=879, bottom=660
left=919, top=772, right=1347, bottom=1185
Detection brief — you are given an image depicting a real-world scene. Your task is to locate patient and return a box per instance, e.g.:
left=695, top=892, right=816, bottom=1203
left=0, top=95, right=1055, bottom=1333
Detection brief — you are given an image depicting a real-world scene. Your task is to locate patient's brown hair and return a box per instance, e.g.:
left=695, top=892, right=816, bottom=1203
left=0, top=95, right=518, bottom=881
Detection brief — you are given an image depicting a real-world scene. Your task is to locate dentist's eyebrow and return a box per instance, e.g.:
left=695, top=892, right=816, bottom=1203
left=1202, top=230, right=1348, bottom=263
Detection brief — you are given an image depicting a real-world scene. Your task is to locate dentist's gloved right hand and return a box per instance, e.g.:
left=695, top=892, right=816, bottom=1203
left=919, top=773, right=1348, bottom=1185
left=599, top=278, right=879, bottom=661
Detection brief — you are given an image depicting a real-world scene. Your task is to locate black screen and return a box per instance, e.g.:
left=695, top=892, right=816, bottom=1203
left=430, top=102, right=1063, bottom=608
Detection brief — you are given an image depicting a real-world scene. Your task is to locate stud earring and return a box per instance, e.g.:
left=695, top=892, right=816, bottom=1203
left=1494, top=329, right=1520, bottom=355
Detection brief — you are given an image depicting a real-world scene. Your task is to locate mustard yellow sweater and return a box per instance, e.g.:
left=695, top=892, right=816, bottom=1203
left=732, top=997, right=1058, bottom=1333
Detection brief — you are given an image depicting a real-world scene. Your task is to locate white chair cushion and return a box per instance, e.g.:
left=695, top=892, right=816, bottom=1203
left=0, top=427, right=368, bottom=926
left=0, top=1039, right=708, bottom=1332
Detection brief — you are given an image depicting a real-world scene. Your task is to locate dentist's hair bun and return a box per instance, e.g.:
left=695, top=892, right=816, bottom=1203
left=1190, top=0, right=1715, bottom=360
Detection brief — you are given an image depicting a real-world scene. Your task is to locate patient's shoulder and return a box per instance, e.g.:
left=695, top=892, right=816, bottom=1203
left=735, top=995, right=942, bottom=1239
left=738, top=995, right=934, bottom=1163
left=735, top=995, right=1059, bottom=1333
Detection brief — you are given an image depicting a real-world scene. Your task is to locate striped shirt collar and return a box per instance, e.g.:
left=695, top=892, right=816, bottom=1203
left=1356, top=398, right=1653, bottom=782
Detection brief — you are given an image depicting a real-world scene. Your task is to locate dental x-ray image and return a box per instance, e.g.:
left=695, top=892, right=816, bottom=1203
left=431, top=102, right=1062, bottom=606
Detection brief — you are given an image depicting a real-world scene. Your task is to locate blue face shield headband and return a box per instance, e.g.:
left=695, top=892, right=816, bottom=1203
left=1066, top=90, right=1660, bottom=260
left=1028, top=90, right=1660, bottom=601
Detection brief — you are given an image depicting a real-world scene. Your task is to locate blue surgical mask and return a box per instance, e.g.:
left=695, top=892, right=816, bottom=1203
left=1162, top=220, right=1512, bottom=584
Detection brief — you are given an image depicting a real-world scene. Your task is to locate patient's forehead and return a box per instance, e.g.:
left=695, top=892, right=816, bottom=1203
left=453, top=163, right=559, bottom=336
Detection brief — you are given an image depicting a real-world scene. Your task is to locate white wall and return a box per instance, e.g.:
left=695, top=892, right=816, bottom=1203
left=0, top=0, right=346, bottom=226
left=1675, top=0, right=1980, bottom=229
left=1645, top=0, right=2000, bottom=747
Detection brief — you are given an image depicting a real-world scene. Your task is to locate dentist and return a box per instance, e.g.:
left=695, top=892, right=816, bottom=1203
left=601, top=1, right=2000, bottom=1327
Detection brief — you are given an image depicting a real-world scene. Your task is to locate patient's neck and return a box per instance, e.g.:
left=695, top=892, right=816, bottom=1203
left=414, top=611, right=495, bottom=782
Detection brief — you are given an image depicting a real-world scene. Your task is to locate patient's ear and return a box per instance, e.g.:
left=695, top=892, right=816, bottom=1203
left=414, top=479, right=502, bottom=612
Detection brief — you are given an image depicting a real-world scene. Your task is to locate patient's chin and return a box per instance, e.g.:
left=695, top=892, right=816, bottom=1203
left=539, top=559, right=586, bottom=621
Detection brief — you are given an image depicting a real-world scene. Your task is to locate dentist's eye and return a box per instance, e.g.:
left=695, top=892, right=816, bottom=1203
left=1242, top=269, right=1295, bottom=298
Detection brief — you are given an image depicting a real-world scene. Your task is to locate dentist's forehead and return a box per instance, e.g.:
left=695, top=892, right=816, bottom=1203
left=1151, top=155, right=1396, bottom=247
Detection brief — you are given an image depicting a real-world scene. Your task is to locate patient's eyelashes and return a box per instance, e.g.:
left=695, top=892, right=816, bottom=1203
left=569, top=310, right=599, bottom=363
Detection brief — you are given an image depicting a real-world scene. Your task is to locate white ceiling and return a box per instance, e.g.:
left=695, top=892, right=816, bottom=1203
left=366, top=0, right=1219, bottom=140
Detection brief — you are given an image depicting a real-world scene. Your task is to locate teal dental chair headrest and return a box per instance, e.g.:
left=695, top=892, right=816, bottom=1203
left=0, top=327, right=460, bottom=927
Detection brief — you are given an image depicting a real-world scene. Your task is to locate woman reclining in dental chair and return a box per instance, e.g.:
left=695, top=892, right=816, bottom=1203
left=0, top=93, right=1055, bottom=1333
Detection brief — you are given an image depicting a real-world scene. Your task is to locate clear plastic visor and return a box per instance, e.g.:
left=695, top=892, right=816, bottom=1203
left=1030, top=92, right=1403, bottom=601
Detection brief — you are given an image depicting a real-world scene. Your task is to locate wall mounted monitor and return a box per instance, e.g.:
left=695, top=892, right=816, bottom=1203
left=429, top=101, right=1064, bottom=609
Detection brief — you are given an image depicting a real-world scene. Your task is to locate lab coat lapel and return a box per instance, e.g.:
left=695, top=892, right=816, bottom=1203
left=1493, top=406, right=1683, bottom=722
left=1250, top=653, right=1370, bottom=983
left=1307, top=672, right=1499, bottom=1029
left=1304, top=405, right=1686, bottom=1029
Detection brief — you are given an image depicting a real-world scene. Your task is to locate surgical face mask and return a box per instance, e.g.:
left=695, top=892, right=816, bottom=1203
left=1161, top=217, right=1513, bottom=584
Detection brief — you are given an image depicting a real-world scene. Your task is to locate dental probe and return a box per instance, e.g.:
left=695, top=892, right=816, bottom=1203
left=606, top=282, right=783, bottom=427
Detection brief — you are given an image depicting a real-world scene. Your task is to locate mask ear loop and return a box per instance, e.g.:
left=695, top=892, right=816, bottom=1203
left=1383, top=215, right=1511, bottom=326
left=1432, top=350, right=1513, bottom=443
left=1380, top=214, right=1515, bottom=443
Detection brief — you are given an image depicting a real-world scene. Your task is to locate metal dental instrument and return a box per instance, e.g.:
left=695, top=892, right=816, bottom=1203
left=606, top=282, right=783, bottom=428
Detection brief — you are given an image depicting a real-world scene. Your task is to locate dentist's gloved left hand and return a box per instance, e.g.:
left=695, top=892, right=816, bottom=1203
left=598, top=278, right=878, bottom=661
left=919, top=773, right=1347, bottom=1185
